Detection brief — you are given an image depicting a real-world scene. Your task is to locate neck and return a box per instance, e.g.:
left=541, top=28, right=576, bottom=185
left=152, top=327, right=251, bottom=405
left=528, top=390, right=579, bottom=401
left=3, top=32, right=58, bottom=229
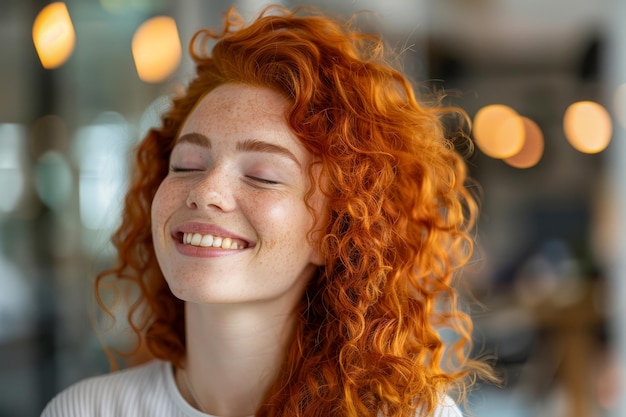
left=181, top=302, right=299, bottom=417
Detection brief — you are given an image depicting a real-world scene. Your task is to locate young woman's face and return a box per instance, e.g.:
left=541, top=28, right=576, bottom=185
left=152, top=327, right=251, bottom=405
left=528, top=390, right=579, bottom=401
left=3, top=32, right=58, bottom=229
left=151, top=83, right=324, bottom=307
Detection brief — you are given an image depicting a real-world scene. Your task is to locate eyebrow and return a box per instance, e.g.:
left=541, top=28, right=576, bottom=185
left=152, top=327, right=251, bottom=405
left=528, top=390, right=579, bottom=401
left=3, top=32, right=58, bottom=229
left=236, top=139, right=301, bottom=167
left=176, top=132, right=210, bottom=148
left=176, top=132, right=301, bottom=167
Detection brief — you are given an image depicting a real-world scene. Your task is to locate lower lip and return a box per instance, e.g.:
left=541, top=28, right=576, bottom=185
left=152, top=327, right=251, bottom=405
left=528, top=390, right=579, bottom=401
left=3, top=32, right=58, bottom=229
left=174, top=240, right=246, bottom=258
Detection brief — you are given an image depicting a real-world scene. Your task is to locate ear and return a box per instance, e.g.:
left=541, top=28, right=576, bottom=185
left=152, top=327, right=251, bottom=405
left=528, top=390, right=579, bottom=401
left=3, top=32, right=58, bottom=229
left=307, top=191, right=327, bottom=267
left=307, top=225, right=326, bottom=266
left=309, top=246, right=325, bottom=266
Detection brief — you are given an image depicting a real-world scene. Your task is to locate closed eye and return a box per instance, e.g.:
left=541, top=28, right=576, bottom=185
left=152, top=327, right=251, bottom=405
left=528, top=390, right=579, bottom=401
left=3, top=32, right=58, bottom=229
left=170, top=166, right=202, bottom=173
left=246, top=175, right=280, bottom=185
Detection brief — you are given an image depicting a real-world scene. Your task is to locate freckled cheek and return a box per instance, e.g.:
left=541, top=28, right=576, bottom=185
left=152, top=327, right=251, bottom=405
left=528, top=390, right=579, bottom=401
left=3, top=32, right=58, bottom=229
left=252, top=197, right=313, bottom=248
left=151, top=182, right=184, bottom=232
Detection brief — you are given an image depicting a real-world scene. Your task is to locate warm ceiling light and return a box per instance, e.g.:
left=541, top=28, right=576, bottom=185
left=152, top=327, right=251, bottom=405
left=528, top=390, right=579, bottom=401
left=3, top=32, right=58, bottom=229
left=32, top=2, right=76, bottom=69
left=132, top=16, right=182, bottom=83
left=473, top=104, right=525, bottom=159
left=563, top=101, right=612, bottom=154
left=504, top=117, right=544, bottom=169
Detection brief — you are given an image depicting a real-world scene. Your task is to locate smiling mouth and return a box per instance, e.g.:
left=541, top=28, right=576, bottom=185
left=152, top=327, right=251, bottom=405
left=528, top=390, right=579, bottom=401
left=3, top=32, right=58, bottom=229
left=181, top=232, right=249, bottom=249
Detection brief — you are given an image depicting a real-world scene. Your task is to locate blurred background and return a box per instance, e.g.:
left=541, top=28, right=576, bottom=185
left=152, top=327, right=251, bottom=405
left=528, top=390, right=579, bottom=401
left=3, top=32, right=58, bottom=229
left=1, top=0, right=625, bottom=416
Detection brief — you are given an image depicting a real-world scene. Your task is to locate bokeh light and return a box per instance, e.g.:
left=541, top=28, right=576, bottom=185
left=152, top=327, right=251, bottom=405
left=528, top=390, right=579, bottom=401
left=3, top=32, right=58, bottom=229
left=614, top=83, right=626, bottom=130
left=563, top=101, right=612, bottom=154
left=34, top=151, right=73, bottom=212
left=32, top=2, right=76, bottom=69
left=0, top=124, right=27, bottom=214
left=473, top=104, right=525, bottom=159
left=131, top=16, right=181, bottom=83
left=72, top=112, right=131, bottom=231
left=504, top=117, right=544, bottom=169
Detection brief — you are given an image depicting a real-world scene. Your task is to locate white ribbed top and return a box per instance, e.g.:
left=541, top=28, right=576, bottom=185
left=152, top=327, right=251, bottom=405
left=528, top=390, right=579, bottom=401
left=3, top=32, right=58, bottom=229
left=40, top=360, right=463, bottom=417
left=41, top=360, right=224, bottom=417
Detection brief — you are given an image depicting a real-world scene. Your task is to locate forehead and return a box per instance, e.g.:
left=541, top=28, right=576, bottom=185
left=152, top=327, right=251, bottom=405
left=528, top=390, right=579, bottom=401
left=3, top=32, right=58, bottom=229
left=176, top=83, right=316, bottom=168
left=179, top=83, right=290, bottom=135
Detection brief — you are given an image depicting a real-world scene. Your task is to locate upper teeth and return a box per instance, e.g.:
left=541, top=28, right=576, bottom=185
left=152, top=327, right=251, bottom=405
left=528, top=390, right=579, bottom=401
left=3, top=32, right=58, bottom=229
left=183, top=232, right=242, bottom=249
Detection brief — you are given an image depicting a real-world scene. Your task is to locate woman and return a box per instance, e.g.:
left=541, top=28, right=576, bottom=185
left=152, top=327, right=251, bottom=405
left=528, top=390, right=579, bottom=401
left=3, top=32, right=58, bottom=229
left=43, top=5, right=493, bottom=417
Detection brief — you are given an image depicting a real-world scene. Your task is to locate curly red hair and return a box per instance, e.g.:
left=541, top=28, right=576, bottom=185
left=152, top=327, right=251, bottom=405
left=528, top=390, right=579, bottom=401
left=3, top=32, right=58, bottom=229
left=97, top=5, right=493, bottom=417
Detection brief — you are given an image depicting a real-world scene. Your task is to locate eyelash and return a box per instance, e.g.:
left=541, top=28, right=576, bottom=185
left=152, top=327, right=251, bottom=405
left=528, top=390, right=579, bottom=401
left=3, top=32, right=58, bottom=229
left=246, top=175, right=280, bottom=185
left=170, top=167, right=279, bottom=185
left=170, top=166, right=199, bottom=173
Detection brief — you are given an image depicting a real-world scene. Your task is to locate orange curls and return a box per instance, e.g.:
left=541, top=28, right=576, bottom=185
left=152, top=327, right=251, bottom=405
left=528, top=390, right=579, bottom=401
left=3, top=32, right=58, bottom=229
left=96, top=5, right=493, bottom=417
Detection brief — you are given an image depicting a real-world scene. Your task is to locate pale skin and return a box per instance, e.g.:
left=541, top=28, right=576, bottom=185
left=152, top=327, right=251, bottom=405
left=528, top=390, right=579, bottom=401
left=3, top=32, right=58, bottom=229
left=151, top=83, right=324, bottom=416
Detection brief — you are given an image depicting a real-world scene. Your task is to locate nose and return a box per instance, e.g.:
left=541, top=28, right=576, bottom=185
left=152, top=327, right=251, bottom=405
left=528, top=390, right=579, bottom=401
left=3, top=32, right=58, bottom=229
left=186, top=166, right=236, bottom=212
